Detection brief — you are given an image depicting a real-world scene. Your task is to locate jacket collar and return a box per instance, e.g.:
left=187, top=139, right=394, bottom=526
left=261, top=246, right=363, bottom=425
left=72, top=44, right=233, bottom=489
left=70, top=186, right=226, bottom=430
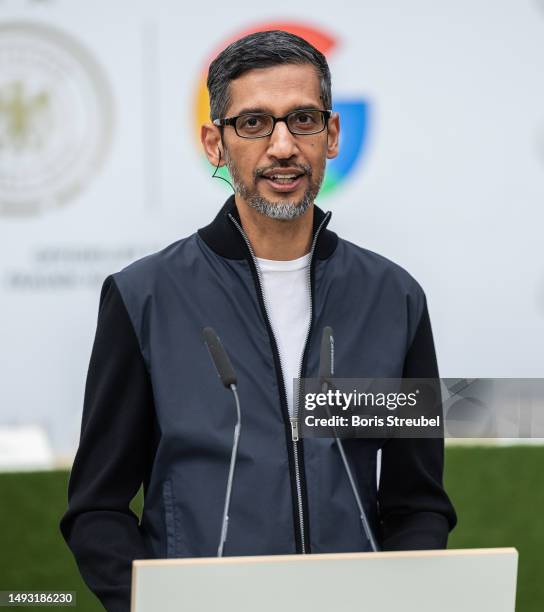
left=198, top=194, right=338, bottom=261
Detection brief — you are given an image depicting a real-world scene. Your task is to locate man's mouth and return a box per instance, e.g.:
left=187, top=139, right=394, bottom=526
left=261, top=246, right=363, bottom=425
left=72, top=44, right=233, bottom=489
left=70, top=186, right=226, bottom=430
left=260, top=171, right=306, bottom=192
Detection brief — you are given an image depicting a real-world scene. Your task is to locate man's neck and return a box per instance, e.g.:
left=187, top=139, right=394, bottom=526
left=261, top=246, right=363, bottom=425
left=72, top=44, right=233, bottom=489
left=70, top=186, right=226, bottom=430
left=234, top=195, right=314, bottom=260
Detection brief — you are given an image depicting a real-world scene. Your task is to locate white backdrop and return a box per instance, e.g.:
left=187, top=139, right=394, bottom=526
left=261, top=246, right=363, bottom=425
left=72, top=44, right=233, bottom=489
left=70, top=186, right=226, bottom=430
left=0, top=0, right=543, bottom=458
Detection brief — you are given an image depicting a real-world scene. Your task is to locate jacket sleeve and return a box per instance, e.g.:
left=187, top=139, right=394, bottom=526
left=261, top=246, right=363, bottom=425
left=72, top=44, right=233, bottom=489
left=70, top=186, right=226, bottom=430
left=60, top=275, right=157, bottom=612
left=377, top=296, right=457, bottom=550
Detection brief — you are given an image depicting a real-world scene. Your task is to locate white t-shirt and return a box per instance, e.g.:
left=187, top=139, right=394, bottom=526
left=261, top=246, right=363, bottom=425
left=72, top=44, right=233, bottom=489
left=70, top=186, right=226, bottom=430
left=256, top=253, right=312, bottom=417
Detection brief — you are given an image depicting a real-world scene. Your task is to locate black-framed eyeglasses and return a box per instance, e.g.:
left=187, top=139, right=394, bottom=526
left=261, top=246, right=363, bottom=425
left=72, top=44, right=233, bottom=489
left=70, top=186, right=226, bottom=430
left=213, top=108, right=332, bottom=139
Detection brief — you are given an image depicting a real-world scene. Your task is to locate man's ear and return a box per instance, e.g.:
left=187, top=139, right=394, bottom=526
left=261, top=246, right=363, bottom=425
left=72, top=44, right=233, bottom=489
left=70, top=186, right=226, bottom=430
left=326, top=112, right=340, bottom=160
left=201, top=123, right=225, bottom=166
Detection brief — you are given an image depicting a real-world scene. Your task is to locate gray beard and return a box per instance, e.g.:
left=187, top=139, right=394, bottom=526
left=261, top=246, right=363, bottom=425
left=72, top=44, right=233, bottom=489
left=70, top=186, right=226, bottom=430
left=224, top=149, right=324, bottom=221
left=244, top=193, right=313, bottom=220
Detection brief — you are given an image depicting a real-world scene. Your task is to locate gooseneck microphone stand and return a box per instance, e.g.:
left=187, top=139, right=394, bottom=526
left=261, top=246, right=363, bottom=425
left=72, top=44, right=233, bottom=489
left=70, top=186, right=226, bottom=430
left=202, top=326, right=242, bottom=557
left=217, top=382, right=241, bottom=557
left=320, top=327, right=380, bottom=552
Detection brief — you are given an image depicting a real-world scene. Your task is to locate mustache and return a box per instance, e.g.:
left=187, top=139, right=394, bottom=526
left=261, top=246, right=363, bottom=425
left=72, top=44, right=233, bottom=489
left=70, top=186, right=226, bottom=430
left=254, top=162, right=313, bottom=179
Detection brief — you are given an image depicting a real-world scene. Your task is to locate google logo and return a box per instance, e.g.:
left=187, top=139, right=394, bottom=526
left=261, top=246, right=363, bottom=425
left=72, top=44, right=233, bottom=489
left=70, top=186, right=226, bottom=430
left=194, top=22, right=369, bottom=197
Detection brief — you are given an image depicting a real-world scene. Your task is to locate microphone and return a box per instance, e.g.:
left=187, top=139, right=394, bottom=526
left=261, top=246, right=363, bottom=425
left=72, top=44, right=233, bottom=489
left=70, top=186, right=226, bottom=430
left=202, top=327, right=241, bottom=557
left=319, top=326, right=334, bottom=384
left=318, top=327, right=380, bottom=552
left=203, top=326, right=237, bottom=388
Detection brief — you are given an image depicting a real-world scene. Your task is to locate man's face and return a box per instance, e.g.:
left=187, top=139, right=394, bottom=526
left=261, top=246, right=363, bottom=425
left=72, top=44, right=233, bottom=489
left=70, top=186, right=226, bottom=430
left=218, top=63, right=339, bottom=220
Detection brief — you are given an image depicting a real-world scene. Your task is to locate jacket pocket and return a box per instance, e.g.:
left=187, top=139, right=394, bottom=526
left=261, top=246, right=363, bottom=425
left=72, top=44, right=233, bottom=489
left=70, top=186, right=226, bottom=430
left=162, top=479, right=177, bottom=558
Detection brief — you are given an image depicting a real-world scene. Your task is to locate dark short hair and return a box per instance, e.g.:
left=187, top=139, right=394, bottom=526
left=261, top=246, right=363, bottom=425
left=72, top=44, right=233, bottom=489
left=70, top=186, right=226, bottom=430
left=206, top=30, right=332, bottom=121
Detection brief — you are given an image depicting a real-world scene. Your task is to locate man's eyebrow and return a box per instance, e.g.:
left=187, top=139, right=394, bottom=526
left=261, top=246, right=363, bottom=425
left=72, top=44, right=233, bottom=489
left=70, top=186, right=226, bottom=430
left=232, top=104, right=323, bottom=116
left=233, top=107, right=268, bottom=116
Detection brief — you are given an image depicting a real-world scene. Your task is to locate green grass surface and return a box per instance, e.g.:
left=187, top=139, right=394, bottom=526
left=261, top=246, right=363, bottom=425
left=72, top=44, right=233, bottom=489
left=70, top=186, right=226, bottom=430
left=0, top=446, right=542, bottom=611
left=444, top=446, right=544, bottom=611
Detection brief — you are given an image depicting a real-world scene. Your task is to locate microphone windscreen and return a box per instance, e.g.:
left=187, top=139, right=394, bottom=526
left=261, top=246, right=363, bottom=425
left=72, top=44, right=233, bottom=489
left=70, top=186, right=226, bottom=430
left=202, top=327, right=237, bottom=388
left=319, top=326, right=334, bottom=380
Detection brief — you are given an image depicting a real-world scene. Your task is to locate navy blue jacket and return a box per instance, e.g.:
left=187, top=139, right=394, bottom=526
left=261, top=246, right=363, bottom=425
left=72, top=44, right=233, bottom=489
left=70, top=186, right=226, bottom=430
left=60, top=195, right=456, bottom=612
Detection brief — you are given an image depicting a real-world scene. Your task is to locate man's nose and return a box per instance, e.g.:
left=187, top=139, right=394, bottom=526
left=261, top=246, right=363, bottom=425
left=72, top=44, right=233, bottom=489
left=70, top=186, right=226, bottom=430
left=266, top=120, right=299, bottom=158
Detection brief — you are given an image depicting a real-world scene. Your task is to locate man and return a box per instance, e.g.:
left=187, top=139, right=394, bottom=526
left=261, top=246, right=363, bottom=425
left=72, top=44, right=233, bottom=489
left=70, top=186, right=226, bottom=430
left=60, top=30, right=456, bottom=612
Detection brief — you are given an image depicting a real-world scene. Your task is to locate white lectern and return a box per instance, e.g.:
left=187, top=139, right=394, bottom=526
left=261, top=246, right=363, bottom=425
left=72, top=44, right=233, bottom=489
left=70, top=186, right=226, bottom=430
left=131, top=548, right=517, bottom=612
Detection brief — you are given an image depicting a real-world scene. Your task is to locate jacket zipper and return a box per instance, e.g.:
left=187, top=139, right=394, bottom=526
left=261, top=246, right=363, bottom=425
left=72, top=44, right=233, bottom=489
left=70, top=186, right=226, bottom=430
left=291, top=211, right=331, bottom=444
left=228, top=211, right=331, bottom=555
